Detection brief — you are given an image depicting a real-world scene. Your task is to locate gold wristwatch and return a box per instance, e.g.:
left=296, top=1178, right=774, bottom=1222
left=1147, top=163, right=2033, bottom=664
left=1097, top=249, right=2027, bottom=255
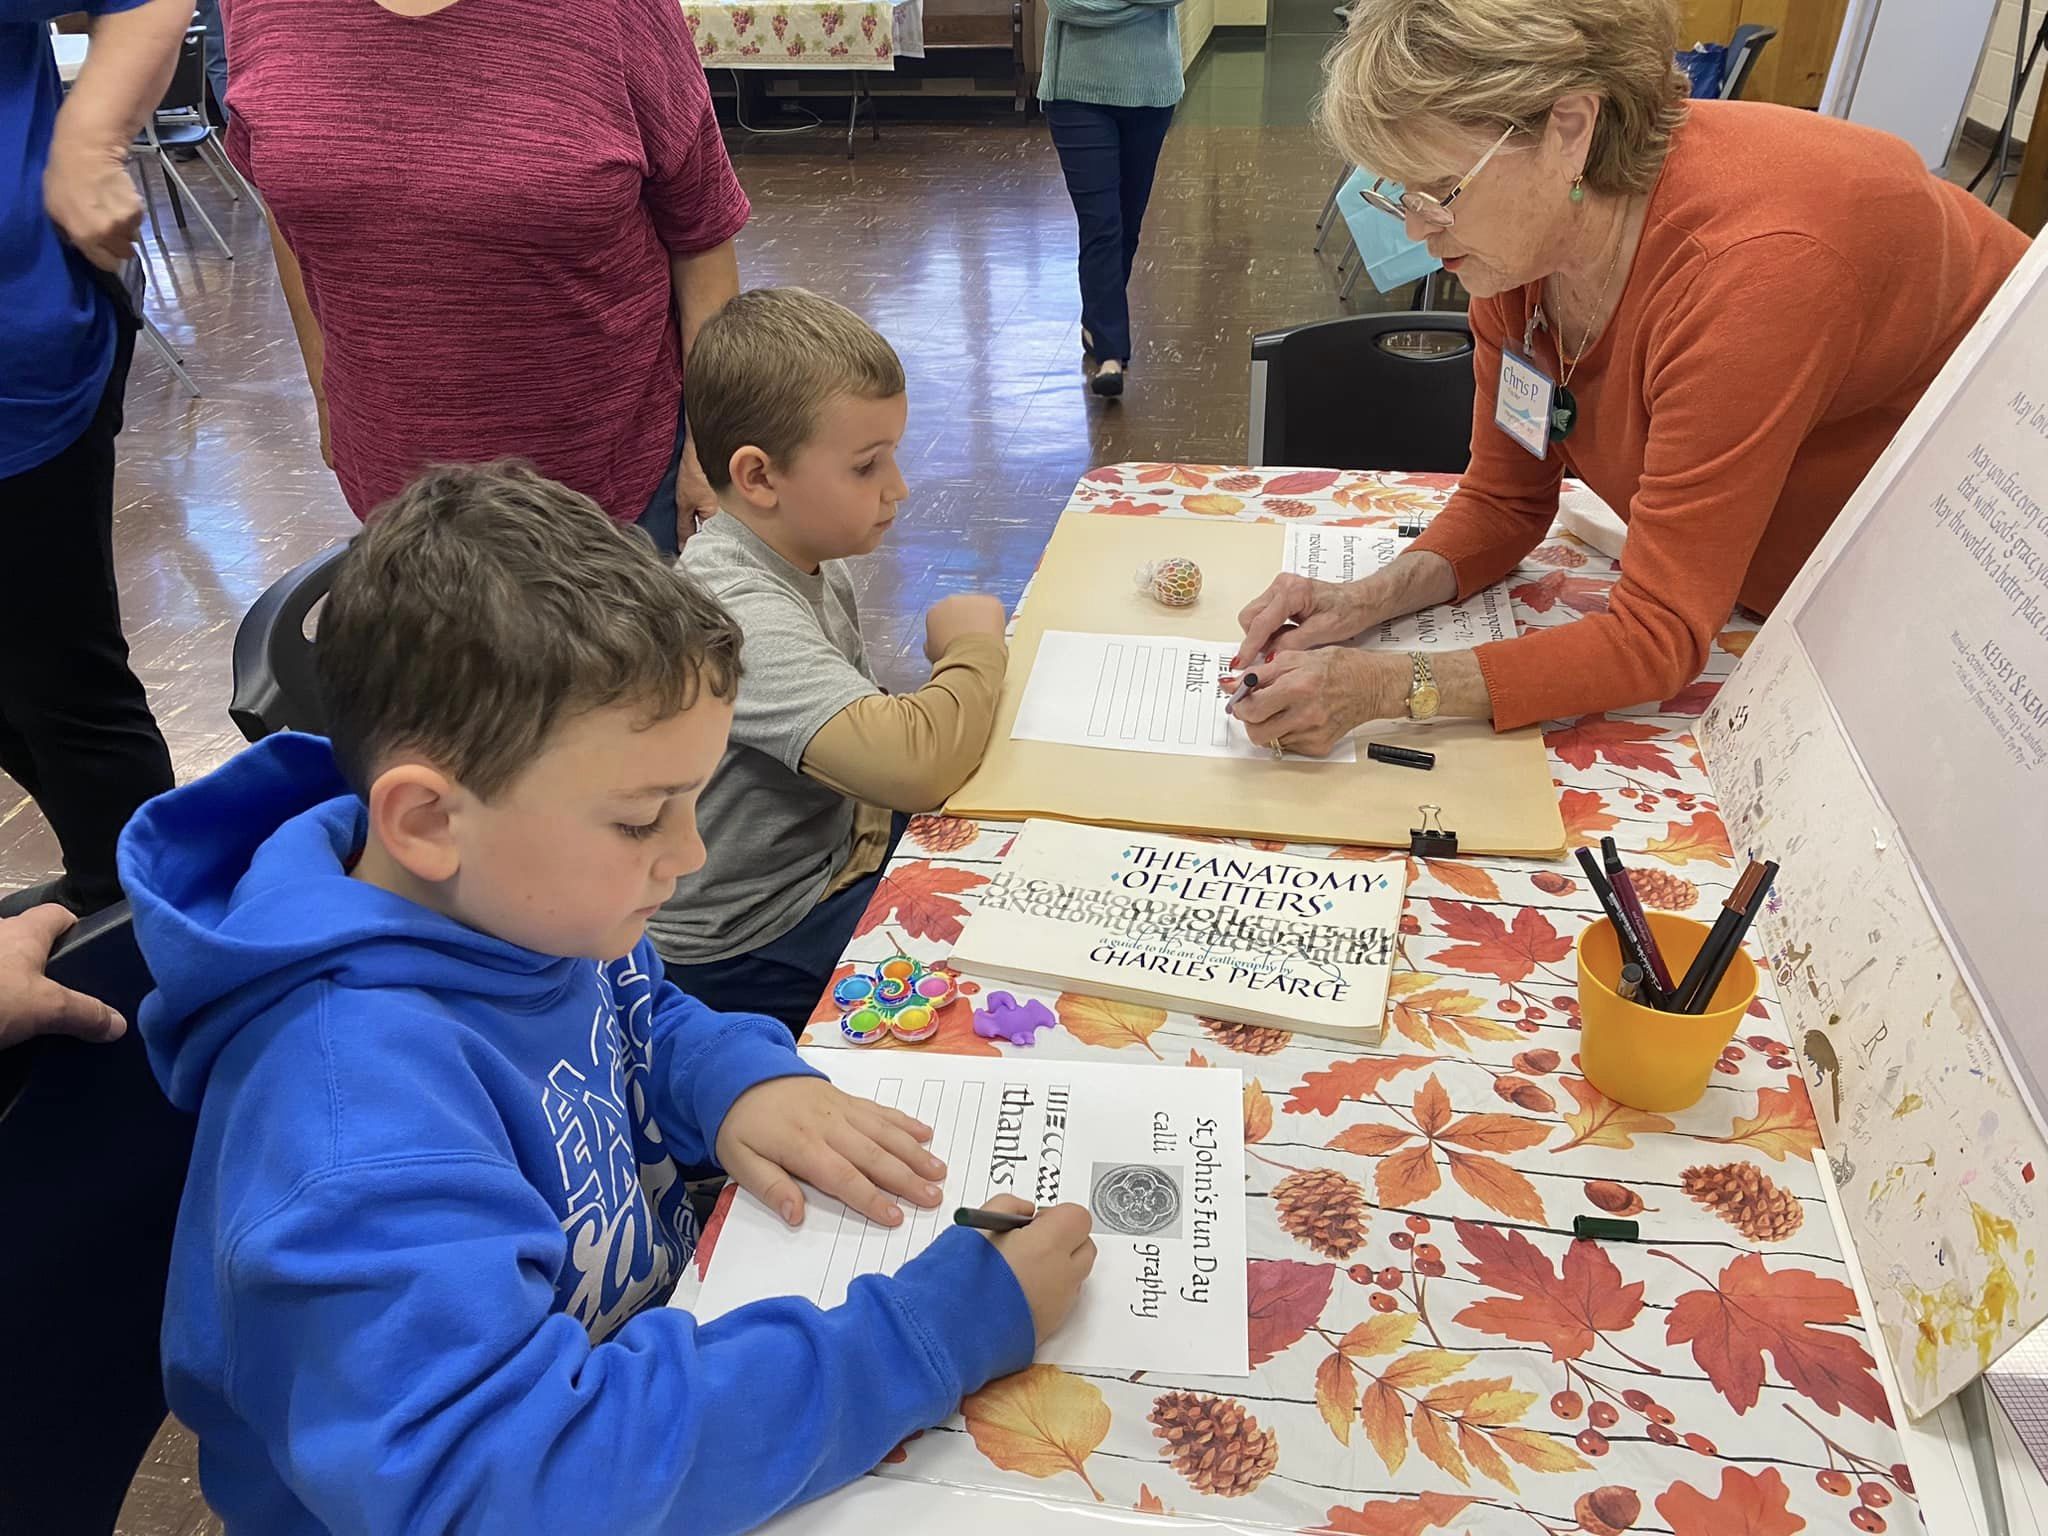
left=1405, top=653, right=1441, bottom=721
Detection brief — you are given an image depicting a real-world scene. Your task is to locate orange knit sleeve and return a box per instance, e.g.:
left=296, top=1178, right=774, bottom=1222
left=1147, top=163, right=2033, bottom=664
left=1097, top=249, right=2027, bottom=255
left=1407, top=293, right=1566, bottom=597
left=1474, top=232, right=1865, bottom=730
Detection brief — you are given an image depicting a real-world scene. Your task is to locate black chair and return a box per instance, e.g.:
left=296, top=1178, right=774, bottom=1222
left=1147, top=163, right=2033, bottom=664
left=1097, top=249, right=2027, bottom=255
left=0, top=902, right=196, bottom=1535
left=132, top=24, right=236, bottom=259
left=1722, top=23, right=1778, bottom=101
left=1247, top=311, right=1477, bottom=473
left=229, top=542, right=349, bottom=742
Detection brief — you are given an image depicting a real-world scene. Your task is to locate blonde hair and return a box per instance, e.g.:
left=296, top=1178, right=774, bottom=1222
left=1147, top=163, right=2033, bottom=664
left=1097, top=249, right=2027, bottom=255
left=686, top=287, right=907, bottom=490
left=1319, top=0, right=1688, bottom=196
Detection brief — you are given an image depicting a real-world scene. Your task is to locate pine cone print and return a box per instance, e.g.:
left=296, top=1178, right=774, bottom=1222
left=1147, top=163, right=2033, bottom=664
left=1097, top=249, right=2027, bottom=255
left=1272, top=1166, right=1370, bottom=1258
left=907, top=814, right=977, bottom=854
left=1200, top=1017, right=1290, bottom=1056
left=1215, top=473, right=1265, bottom=493
left=1682, top=1161, right=1804, bottom=1241
left=1149, top=1392, right=1278, bottom=1497
left=1266, top=498, right=1317, bottom=519
left=1628, top=868, right=1699, bottom=912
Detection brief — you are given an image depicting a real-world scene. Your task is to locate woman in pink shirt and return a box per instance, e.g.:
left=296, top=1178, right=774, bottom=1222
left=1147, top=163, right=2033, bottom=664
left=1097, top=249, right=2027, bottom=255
left=224, top=0, right=747, bottom=554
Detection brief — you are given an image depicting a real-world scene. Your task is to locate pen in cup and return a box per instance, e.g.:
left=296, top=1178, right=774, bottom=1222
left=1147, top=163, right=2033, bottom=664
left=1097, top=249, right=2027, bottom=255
left=1602, top=837, right=1674, bottom=995
left=1616, top=962, right=1645, bottom=1004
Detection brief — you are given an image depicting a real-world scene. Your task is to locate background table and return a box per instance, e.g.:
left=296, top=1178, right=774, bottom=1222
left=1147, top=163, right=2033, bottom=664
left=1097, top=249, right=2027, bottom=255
left=682, top=0, right=923, bottom=155
left=682, top=0, right=923, bottom=69
left=682, top=465, right=1918, bottom=1534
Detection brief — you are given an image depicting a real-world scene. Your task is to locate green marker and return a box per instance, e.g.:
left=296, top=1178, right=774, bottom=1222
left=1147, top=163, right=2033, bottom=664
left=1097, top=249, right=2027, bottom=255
left=1573, top=1215, right=1639, bottom=1243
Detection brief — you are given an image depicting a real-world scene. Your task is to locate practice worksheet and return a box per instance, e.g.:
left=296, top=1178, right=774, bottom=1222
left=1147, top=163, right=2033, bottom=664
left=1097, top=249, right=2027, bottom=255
left=1285, top=526, right=1515, bottom=650
left=1009, top=630, right=1358, bottom=763
left=685, top=1051, right=1250, bottom=1376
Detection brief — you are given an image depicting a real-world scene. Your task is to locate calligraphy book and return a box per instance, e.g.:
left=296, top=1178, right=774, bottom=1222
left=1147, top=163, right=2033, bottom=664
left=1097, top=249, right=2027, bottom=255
left=949, top=820, right=1405, bottom=1042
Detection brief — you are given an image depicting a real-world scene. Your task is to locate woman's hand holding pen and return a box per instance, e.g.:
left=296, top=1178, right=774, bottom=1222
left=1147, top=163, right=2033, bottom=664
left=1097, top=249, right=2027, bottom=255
left=1223, top=649, right=1408, bottom=758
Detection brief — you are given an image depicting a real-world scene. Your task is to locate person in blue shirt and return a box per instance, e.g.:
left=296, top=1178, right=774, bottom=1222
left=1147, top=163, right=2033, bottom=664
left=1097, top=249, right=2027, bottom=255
left=2, top=9, right=193, bottom=1534
left=118, top=461, right=1096, bottom=1535
left=0, top=0, right=184, bottom=921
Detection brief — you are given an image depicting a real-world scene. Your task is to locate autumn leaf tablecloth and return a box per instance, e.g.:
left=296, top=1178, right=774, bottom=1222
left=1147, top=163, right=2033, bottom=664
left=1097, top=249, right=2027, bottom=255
left=682, top=467, right=1916, bottom=1536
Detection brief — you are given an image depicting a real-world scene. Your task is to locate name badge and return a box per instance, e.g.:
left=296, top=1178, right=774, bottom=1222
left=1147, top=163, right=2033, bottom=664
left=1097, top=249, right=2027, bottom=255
left=1494, top=349, right=1556, bottom=460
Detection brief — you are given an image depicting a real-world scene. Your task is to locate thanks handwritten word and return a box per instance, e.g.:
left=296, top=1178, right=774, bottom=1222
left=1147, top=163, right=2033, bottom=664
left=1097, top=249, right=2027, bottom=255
left=989, top=1081, right=1035, bottom=1189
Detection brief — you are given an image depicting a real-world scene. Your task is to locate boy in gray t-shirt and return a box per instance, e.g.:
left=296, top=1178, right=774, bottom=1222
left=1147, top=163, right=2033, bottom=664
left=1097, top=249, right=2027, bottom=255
left=645, top=290, right=1007, bottom=1033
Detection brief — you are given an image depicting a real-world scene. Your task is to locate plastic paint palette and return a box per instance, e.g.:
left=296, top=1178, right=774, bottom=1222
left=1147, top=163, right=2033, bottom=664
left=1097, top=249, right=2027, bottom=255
left=833, top=956, right=959, bottom=1045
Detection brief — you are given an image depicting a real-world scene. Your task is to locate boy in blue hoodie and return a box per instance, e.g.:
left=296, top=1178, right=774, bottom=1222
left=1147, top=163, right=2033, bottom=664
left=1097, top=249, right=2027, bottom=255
left=119, top=461, right=1095, bottom=1535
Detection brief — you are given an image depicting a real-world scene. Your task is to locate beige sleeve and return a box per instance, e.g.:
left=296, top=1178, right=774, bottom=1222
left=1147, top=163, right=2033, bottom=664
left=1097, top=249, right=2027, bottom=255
left=821, top=801, right=898, bottom=899
left=799, top=634, right=1007, bottom=812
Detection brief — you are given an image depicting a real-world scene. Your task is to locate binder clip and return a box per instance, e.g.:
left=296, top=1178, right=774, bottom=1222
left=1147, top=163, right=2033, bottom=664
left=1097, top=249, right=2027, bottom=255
left=1396, top=521, right=1426, bottom=539
left=1410, top=805, right=1458, bottom=858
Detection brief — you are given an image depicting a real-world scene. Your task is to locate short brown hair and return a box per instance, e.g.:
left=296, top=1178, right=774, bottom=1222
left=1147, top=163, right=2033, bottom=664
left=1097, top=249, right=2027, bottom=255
left=685, top=287, right=906, bottom=490
left=1321, top=0, right=1688, bottom=197
left=316, top=461, right=743, bottom=800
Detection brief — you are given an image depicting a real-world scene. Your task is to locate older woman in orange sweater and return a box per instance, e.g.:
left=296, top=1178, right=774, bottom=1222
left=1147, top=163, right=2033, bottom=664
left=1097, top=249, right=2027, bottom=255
left=1230, top=0, right=2028, bottom=755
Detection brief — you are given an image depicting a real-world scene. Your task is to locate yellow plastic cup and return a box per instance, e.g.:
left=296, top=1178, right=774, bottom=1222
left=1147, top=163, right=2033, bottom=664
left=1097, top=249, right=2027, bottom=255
left=1576, top=910, right=1759, bottom=1114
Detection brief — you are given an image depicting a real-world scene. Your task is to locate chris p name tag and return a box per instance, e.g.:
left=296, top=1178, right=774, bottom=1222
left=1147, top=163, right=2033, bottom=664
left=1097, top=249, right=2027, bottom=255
left=1495, top=350, right=1555, bottom=459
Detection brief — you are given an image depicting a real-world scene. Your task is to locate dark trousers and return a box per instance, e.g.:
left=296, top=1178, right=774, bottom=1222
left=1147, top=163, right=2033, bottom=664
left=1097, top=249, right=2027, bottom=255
left=631, top=393, right=692, bottom=559
left=666, top=815, right=909, bottom=1038
left=0, top=327, right=174, bottom=910
left=1044, top=100, right=1175, bottom=365
left=0, top=1025, right=196, bottom=1535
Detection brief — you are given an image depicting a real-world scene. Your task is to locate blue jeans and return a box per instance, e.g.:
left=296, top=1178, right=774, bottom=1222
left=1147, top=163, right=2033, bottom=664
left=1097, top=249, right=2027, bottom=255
left=1044, top=100, right=1174, bottom=365
left=632, top=395, right=691, bottom=558
left=665, top=814, right=910, bottom=1037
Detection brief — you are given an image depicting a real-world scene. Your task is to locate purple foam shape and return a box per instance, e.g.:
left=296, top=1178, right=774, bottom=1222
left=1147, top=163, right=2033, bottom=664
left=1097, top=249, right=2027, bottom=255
left=972, top=991, right=1056, bottom=1046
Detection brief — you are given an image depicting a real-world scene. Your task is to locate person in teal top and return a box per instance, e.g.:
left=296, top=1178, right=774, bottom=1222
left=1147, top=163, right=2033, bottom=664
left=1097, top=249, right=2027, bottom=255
left=1038, top=0, right=1184, bottom=397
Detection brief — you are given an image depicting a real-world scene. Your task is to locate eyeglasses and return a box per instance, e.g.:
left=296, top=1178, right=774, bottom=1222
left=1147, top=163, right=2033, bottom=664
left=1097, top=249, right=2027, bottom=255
left=1357, top=124, right=1519, bottom=231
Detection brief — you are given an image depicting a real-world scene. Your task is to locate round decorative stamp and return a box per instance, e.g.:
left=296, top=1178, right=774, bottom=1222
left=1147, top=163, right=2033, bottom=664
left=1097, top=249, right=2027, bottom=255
left=1090, top=1163, right=1183, bottom=1237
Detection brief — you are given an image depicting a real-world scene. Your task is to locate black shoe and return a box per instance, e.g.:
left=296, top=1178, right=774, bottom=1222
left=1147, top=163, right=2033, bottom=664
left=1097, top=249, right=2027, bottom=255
left=1089, top=362, right=1126, bottom=398
left=0, top=878, right=113, bottom=920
